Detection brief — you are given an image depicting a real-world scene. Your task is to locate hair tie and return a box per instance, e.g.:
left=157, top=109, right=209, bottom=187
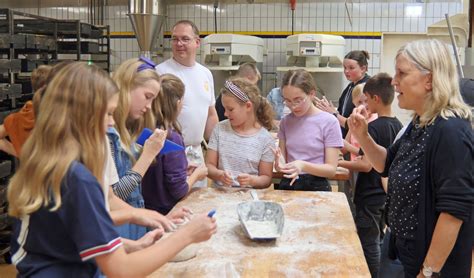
left=137, top=56, right=157, bottom=72
left=224, top=80, right=249, bottom=102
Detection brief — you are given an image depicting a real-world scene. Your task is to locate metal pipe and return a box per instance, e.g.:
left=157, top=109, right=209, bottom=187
left=214, top=1, right=218, bottom=33
left=290, top=0, right=296, bottom=35
left=445, top=13, right=464, bottom=78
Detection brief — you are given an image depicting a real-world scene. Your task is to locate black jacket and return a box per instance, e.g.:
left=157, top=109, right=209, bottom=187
left=384, top=116, right=473, bottom=277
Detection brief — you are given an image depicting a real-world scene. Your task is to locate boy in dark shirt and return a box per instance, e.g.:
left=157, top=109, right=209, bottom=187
left=339, top=72, right=403, bottom=277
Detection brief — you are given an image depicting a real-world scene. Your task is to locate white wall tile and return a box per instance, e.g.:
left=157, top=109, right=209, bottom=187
left=395, top=17, right=403, bottom=32
left=433, top=3, right=442, bottom=18
left=316, top=17, right=323, bottom=31
left=366, top=17, right=374, bottom=32
left=441, top=3, right=449, bottom=16
left=375, top=18, right=384, bottom=32
left=366, top=3, right=374, bottom=18
left=330, top=3, right=338, bottom=18
left=331, top=18, right=338, bottom=32
left=316, top=3, right=324, bottom=18
left=359, top=18, right=367, bottom=32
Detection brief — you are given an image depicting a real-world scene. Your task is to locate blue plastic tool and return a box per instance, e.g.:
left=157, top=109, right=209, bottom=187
left=207, top=209, right=216, bottom=218
left=136, top=128, right=184, bottom=155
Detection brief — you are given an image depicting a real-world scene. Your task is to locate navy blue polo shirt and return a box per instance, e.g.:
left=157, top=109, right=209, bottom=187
left=10, top=162, right=121, bottom=277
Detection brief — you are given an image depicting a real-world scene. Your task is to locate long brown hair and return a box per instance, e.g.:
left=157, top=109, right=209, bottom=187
left=221, top=77, right=274, bottom=131
left=153, top=73, right=183, bottom=134
left=8, top=62, right=117, bottom=217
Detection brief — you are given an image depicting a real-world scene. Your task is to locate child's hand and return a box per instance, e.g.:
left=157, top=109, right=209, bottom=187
left=193, top=164, right=208, bottom=181
left=236, top=173, right=253, bottom=188
left=143, top=128, right=167, bottom=156
left=167, top=207, right=193, bottom=224
left=137, top=228, right=164, bottom=249
left=218, top=170, right=233, bottom=186
left=280, top=160, right=304, bottom=185
left=182, top=213, right=217, bottom=243
left=315, top=96, right=337, bottom=114
left=271, top=147, right=285, bottom=172
left=132, top=208, right=176, bottom=232
left=186, top=162, right=198, bottom=176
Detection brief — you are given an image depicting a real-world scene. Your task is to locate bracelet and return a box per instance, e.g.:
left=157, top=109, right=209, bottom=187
left=332, top=111, right=339, bottom=117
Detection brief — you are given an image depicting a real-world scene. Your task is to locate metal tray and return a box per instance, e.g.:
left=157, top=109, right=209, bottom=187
left=237, top=192, right=284, bottom=240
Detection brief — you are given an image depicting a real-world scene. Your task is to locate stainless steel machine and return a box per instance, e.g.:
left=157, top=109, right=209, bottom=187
left=201, top=33, right=265, bottom=94
left=277, top=34, right=346, bottom=102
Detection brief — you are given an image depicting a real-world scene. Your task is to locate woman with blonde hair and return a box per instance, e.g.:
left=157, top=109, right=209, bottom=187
left=8, top=62, right=217, bottom=277
left=349, top=39, right=473, bottom=277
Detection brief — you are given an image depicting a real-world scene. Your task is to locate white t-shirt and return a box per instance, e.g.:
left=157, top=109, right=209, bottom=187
left=103, top=136, right=119, bottom=211
left=156, top=58, right=215, bottom=146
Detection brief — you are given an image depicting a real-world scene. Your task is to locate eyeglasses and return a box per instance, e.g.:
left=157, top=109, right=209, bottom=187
left=171, top=36, right=195, bottom=45
left=283, top=96, right=308, bottom=108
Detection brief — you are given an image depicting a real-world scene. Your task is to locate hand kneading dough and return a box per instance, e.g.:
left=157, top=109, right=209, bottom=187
left=162, top=232, right=198, bottom=262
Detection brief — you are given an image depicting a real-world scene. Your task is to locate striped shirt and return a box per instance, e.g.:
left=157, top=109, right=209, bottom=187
left=208, top=120, right=275, bottom=185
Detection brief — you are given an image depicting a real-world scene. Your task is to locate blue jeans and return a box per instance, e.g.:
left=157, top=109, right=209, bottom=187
left=378, top=229, right=404, bottom=278
left=115, top=186, right=146, bottom=241
left=355, top=204, right=385, bottom=277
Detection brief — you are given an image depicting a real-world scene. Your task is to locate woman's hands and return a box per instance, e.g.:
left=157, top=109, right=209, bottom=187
left=347, top=105, right=369, bottom=142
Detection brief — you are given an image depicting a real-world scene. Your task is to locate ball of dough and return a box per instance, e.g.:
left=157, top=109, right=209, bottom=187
left=161, top=232, right=198, bottom=262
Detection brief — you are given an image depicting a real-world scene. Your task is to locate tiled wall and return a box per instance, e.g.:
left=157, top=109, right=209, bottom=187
left=12, top=1, right=463, bottom=94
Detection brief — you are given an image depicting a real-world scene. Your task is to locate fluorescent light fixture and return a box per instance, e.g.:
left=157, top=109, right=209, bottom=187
left=405, top=4, right=423, bottom=17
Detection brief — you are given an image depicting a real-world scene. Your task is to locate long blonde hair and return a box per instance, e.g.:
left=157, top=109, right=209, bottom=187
left=112, top=58, right=160, bottom=159
left=8, top=62, right=117, bottom=218
left=397, top=39, right=471, bottom=126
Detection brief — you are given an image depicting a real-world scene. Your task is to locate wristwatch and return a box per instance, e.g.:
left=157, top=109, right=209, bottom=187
left=422, top=265, right=441, bottom=277
left=332, top=111, right=339, bottom=117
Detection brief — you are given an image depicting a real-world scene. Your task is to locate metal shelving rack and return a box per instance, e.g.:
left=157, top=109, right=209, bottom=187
left=0, top=10, right=111, bottom=262
left=56, top=20, right=111, bottom=72
left=0, top=9, right=58, bottom=115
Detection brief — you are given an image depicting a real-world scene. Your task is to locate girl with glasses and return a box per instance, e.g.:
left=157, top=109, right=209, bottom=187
left=275, top=69, right=343, bottom=191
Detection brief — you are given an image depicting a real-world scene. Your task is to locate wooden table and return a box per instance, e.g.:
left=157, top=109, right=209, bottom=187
left=150, top=187, right=369, bottom=277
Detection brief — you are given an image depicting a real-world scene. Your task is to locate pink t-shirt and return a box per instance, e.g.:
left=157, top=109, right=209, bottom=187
left=278, top=111, right=343, bottom=170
